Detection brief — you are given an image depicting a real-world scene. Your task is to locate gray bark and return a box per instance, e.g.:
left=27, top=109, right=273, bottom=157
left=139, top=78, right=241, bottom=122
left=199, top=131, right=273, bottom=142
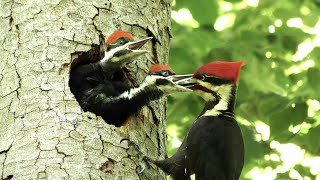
left=0, top=0, right=171, bottom=179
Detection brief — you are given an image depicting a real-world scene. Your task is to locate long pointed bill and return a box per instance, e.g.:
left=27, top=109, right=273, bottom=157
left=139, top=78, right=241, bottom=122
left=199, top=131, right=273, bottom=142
left=108, top=37, right=152, bottom=63
left=128, top=37, right=153, bottom=52
left=170, top=74, right=193, bottom=84
left=164, top=74, right=195, bottom=92
left=171, top=74, right=197, bottom=89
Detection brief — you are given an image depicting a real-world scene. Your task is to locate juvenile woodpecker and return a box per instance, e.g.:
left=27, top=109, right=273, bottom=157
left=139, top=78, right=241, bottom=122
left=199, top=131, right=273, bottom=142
left=70, top=39, right=190, bottom=128
left=125, top=61, right=245, bottom=180
left=69, top=31, right=152, bottom=124
left=80, top=64, right=191, bottom=127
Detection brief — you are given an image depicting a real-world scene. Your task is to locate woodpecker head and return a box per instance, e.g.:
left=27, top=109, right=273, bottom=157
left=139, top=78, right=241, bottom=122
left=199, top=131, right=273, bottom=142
left=148, top=64, right=175, bottom=77
left=146, top=64, right=193, bottom=93
left=183, top=61, right=245, bottom=102
left=102, top=30, right=152, bottom=65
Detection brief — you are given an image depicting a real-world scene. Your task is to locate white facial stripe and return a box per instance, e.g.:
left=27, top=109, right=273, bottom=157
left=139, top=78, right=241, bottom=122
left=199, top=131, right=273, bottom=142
left=193, top=80, right=216, bottom=101
left=100, top=42, right=132, bottom=63
left=100, top=45, right=124, bottom=63
left=102, top=76, right=157, bottom=104
left=201, top=84, right=233, bottom=117
left=196, top=80, right=213, bottom=89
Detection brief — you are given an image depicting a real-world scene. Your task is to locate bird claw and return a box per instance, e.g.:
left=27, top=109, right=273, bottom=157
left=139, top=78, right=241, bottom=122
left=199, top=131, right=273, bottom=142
left=138, top=162, right=146, bottom=173
left=120, top=138, right=151, bottom=173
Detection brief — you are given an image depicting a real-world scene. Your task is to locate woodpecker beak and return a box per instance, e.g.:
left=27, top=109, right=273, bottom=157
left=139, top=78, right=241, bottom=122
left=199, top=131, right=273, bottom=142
left=114, top=37, right=153, bottom=58
left=127, top=37, right=153, bottom=53
left=107, top=37, right=153, bottom=63
left=169, top=74, right=194, bottom=92
left=173, top=76, right=198, bottom=90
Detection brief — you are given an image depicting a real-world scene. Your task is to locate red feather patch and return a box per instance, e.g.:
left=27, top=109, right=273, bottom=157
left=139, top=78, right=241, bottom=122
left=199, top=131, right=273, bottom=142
left=194, top=61, right=245, bottom=84
left=106, top=30, right=134, bottom=45
left=149, top=64, right=174, bottom=73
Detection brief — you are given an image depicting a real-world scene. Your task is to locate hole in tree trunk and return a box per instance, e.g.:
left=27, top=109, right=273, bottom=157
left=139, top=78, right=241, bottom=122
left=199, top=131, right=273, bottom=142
left=66, top=35, right=133, bottom=127
left=100, top=158, right=116, bottom=173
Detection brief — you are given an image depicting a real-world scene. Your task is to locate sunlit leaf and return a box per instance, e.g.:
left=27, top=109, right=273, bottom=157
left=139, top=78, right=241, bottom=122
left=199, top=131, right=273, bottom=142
left=175, top=0, right=219, bottom=26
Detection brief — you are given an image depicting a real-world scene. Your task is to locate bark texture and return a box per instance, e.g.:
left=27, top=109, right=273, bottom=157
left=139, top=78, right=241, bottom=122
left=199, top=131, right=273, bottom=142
left=0, top=0, right=171, bottom=179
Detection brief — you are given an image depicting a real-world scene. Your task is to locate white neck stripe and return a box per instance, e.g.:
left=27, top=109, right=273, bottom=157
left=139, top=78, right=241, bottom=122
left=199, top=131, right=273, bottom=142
left=201, top=84, right=233, bottom=117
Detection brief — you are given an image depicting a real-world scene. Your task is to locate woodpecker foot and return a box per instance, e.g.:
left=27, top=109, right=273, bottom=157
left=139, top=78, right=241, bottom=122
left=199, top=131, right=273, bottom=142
left=120, top=138, right=151, bottom=173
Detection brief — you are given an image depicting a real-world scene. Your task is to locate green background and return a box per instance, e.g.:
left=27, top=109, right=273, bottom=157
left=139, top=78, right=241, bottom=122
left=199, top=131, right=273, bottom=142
left=166, top=0, right=320, bottom=179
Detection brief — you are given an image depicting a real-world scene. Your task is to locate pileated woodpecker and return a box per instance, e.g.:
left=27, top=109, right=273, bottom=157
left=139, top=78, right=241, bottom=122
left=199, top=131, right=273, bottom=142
left=125, top=61, right=245, bottom=180
left=80, top=64, right=191, bottom=126
left=70, top=32, right=190, bottom=126
left=69, top=30, right=151, bottom=125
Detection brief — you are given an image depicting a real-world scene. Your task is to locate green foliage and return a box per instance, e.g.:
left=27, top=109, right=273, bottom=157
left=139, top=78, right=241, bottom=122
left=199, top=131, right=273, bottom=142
left=167, top=0, right=320, bottom=179
left=174, top=0, right=219, bottom=26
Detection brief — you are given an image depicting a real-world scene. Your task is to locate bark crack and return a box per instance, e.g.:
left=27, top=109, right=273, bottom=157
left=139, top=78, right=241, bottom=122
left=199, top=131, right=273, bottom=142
left=1, top=143, right=13, bottom=180
left=13, top=64, right=21, bottom=102
left=95, top=3, right=119, bottom=14
left=147, top=29, right=159, bottom=64
left=7, top=0, right=19, bottom=32
left=92, top=6, right=103, bottom=36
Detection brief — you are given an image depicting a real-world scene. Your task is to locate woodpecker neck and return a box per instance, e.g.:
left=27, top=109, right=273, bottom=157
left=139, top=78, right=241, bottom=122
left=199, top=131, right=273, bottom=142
left=98, top=50, right=130, bottom=78
left=198, top=84, right=237, bottom=117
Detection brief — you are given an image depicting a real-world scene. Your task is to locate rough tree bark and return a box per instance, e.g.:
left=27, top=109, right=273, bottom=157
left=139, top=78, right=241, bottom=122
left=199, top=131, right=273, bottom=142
left=0, top=0, right=171, bottom=179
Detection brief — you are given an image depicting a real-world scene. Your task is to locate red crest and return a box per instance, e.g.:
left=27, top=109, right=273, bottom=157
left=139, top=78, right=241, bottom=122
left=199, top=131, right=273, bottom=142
left=194, top=61, right=245, bottom=84
left=106, top=30, right=134, bottom=46
left=149, top=64, right=174, bottom=73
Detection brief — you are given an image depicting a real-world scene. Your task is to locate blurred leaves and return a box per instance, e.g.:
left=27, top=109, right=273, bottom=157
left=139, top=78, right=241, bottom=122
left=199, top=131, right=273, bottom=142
left=174, top=0, right=219, bottom=26
left=168, top=0, right=320, bottom=179
left=307, top=68, right=320, bottom=92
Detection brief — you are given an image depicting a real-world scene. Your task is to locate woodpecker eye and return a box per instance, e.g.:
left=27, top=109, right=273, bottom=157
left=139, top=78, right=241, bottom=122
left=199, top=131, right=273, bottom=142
left=161, top=71, right=170, bottom=77
left=119, top=40, right=125, bottom=45
left=200, top=74, right=207, bottom=80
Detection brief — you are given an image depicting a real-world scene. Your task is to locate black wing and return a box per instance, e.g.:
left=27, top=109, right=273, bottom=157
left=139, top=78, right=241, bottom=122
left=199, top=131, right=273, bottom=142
left=185, top=116, right=244, bottom=180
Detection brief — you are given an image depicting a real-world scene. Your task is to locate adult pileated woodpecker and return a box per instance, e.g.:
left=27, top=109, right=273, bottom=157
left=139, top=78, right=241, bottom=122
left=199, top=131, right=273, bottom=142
left=125, top=61, right=245, bottom=180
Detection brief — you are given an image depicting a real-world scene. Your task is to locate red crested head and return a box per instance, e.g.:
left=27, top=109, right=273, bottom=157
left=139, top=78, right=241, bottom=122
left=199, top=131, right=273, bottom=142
left=194, top=61, right=245, bottom=84
left=149, top=64, right=174, bottom=74
left=106, top=30, right=134, bottom=46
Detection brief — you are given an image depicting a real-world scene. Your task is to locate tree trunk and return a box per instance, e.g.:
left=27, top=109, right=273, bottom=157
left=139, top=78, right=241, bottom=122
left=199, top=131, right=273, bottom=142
left=0, top=0, right=171, bottom=179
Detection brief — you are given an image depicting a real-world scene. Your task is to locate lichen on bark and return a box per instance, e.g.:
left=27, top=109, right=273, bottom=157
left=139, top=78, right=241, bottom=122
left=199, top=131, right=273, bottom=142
left=0, top=0, right=171, bottom=179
